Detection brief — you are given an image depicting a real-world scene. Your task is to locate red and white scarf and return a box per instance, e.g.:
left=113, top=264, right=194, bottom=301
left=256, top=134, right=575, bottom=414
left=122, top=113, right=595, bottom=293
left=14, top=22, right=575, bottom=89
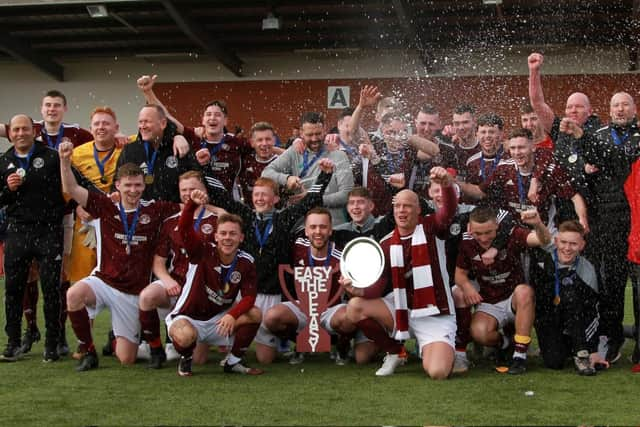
left=390, top=223, right=440, bottom=340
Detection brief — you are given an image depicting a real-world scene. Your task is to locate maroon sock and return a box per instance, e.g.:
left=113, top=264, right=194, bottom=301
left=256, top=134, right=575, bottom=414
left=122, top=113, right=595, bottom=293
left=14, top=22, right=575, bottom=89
left=23, top=280, right=39, bottom=330
left=455, top=306, right=472, bottom=350
left=139, top=309, right=161, bottom=348
left=59, top=280, right=70, bottom=330
left=356, top=318, right=403, bottom=354
left=336, top=332, right=355, bottom=357
left=68, top=309, right=95, bottom=353
left=172, top=340, right=196, bottom=358
left=231, top=323, right=260, bottom=359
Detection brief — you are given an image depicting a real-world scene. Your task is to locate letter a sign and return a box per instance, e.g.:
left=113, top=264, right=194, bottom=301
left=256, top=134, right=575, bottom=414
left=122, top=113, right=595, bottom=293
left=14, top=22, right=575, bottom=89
left=327, top=86, right=350, bottom=109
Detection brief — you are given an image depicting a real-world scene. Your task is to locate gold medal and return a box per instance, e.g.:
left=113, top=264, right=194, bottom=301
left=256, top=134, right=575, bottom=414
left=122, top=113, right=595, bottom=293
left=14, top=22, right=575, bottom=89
left=125, top=244, right=131, bottom=255
left=553, top=295, right=561, bottom=305
left=145, top=174, right=154, bottom=185
left=223, top=282, right=230, bottom=293
left=100, top=175, right=108, bottom=184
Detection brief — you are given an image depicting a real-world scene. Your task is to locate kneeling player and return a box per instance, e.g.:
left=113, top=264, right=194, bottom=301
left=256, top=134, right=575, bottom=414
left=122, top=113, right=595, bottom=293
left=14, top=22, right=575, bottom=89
left=60, top=141, right=180, bottom=371
left=454, top=206, right=550, bottom=375
left=263, top=208, right=358, bottom=364
left=166, top=190, right=262, bottom=376
left=534, top=220, right=608, bottom=375
left=138, top=171, right=220, bottom=369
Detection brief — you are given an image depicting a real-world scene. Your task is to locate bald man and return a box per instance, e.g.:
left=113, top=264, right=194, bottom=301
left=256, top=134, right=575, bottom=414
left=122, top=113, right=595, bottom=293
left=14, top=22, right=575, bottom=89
left=0, top=115, right=66, bottom=362
left=582, top=92, right=640, bottom=363
left=344, top=168, right=458, bottom=379
left=527, top=53, right=601, bottom=201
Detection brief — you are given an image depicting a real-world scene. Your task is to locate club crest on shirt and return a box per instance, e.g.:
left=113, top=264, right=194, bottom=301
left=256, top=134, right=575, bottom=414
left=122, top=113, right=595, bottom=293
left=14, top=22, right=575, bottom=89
left=200, top=223, right=214, bottom=234
left=33, top=157, right=44, bottom=169
left=165, top=155, right=178, bottom=168
left=139, top=214, right=151, bottom=225
left=449, top=223, right=461, bottom=236
left=222, top=143, right=230, bottom=151
left=230, top=271, right=241, bottom=284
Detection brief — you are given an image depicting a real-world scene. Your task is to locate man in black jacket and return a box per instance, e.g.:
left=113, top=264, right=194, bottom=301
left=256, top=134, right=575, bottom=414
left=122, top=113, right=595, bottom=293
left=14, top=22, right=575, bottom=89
left=0, top=115, right=65, bottom=362
left=583, top=92, right=640, bottom=362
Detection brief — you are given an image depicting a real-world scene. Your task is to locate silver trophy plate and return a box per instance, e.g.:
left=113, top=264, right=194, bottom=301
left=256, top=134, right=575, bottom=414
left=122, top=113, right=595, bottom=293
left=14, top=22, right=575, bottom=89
left=340, top=236, right=385, bottom=288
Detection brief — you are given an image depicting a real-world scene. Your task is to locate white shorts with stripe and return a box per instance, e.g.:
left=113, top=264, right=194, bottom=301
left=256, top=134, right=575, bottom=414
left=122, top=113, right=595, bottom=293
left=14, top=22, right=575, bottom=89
left=82, top=275, right=140, bottom=344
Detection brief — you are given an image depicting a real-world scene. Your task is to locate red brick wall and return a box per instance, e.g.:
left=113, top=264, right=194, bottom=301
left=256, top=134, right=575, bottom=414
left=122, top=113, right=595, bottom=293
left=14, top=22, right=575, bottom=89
left=155, top=74, right=640, bottom=139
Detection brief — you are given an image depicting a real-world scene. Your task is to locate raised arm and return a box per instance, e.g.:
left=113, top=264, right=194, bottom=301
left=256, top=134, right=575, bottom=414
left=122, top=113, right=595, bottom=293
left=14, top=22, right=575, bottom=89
left=178, top=190, right=208, bottom=260
left=59, top=141, right=88, bottom=207
left=431, top=166, right=458, bottom=228
left=528, top=53, right=555, bottom=134
left=351, top=85, right=381, bottom=145
left=137, top=74, right=185, bottom=134
left=522, top=209, right=551, bottom=247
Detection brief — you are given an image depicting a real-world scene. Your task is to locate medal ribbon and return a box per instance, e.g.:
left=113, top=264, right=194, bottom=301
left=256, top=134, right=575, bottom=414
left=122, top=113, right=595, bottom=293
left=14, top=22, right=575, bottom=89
left=93, top=144, right=115, bottom=181
left=222, top=252, right=239, bottom=289
left=254, top=218, right=273, bottom=251
left=516, top=171, right=530, bottom=205
left=143, top=141, right=158, bottom=176
left=480, top=149, right=501, bottom=181
left=300, top=147, right=325, bottom=178
left=43, top=124, right=64, bottom=150
left=193, top=207, right=206, bottom=232
left=553, top=249, right=579, bottom=303
left=308, top=242, right=332, bottom=267
left=15, top=143, right=36, bottom=170
left=118, top=202, right=140, bottom=251
left=201, top=139, right=224, bottom=160
left=611, top=128, right=630, bottom=146
left=339, top=140, right=357, bottom=158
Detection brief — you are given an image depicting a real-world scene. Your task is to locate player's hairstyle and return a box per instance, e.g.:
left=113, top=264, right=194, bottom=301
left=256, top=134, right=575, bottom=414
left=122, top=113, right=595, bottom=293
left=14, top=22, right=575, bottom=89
left=301, top=111, right=325, bottom=126
left=178, top=170, right=204, bottom=184
left=476, top=112, right=504, bottom=130
left=250, top=121, right=274, bottom=136
left=380, top=111, right=407, bottom=126
left=508, top=127, right=534, bottom=141
left=519, top=102, right=535, bottom=115
left=453, top=103, right=476, bottom=116
left=90, top=106, right=117, bottom=122
left=339, top=107, right=355, bottom=120
left=9, top=115, right=34, bottom=131
left=204, top=99, right=228, bottom=116
left=348, top=186, right=372, bottom=200
left=558, top=220, right=586, bottom=237
left=217, top=212, right=244, bottom=229
left=376, top=96, right=398, bottom=114
left=469, top=206, right=498, bottom=224
left=115, top=163, right=144, bottom=181
left=44, top=90, right=67, bottom=106
left=142, top=104, right=166, bottom=120
left=418, top=104, right=439, bottom=115
left=305, top=206, right=332, bottom=222
left=253, top=177, right=279, bottom=196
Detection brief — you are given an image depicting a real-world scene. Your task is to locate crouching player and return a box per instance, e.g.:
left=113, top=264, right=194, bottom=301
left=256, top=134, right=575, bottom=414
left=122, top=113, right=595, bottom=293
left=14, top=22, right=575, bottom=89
left=534, top=220, right=608, bottom=375
left=138, top=171, right=220, bottom=369
left=454, top=206, right=550, bottom=375
left=263, top=207, right=357, bottom=364
left=59, top=141, right=180, bottom=371
left=166, top=189, right=263, bottom=376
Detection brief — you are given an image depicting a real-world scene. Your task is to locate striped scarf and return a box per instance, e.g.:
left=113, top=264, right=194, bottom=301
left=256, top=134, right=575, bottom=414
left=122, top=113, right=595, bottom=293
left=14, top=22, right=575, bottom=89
left=390, top=223, right=440, bottom=340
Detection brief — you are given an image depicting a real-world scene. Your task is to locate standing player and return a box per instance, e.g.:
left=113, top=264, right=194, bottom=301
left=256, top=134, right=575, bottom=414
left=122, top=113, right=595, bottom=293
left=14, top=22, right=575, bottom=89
left=0, top=115, right=66, bottom=362
left=455, top=206, right=551, bottom=374
left=60, top=141, right=180, bottom=371
left=237, top=122, right=280, bottom=207
left=167, top=190, right=263, bottom=377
